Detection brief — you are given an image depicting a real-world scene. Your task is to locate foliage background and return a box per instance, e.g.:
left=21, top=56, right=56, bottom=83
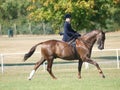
left=0, top=0, right=120, bottom=35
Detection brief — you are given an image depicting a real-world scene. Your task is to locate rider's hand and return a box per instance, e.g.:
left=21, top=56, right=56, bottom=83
left=59, top=32, right=64, bottom=36
left=75, top=33, right=81, bottom=37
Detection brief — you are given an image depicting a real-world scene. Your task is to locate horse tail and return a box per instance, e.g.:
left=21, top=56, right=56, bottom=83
left=23, top=42, right=43, bottom=62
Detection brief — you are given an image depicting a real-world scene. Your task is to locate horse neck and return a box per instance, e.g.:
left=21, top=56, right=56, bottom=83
left=81, top=31, right=98, bottom=50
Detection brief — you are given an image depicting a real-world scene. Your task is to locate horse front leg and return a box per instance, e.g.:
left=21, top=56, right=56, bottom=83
left=78, top=59, right=83, bottom=79
left=86, top=58, right=105, bottom=78
left=28, top=57, right=45, bottom=80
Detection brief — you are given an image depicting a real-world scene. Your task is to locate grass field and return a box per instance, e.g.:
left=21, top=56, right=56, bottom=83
left=0, top=31, right=120, bottom=90
left=0, top=68, right=120, bottom=90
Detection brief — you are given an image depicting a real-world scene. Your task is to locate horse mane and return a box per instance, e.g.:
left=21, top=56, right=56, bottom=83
left=82, top=30, right=101, bottom=36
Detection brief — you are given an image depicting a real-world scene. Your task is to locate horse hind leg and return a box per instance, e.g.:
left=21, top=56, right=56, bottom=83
left=28, top=57, right=46, bottom=80
left=46, top=59, right=57, bottom=79
left=78, top=60, right=83, bottom=79
left=86, top=58, right=105, bottom=78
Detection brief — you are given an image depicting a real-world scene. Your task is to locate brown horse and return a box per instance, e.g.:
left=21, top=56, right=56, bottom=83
left=24, top=30, right=106, bottom=80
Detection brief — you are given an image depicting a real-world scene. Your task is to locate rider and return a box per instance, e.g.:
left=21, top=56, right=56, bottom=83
left=62, top=14, right=81, bottom=44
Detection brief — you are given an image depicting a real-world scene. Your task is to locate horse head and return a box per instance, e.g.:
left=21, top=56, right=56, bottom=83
left=96, top=30, right=106, bottom=50
left=78, top=30, right=106, bottom=50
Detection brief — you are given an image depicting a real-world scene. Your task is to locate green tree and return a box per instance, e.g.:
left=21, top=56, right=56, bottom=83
left=0, top=0, right=18, bottom=20
left=0, top=0, right=120, bottom=35
left=0, top=0, right=30, bottom=34
left=113, top=0, right=120, bottom=25
left=27, top=0, right=95, bottom=31
left=27, top=0, right=116, bottom=32
left=91, top=0, right=113, bottom=30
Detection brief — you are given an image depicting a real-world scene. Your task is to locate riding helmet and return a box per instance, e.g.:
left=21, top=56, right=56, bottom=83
left=64, top=14, right=71, bottom=19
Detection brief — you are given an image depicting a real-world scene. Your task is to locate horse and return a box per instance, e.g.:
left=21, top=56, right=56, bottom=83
left=23, top=30, right=106, bottom=80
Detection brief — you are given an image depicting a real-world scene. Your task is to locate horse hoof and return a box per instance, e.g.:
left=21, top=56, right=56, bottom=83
left=28, top=77, right=32, bottom=80
left=102, top=75, right=105, bottom=78
left=78, top=76, right=82, bottom=79
left=53, top=77, right=57, bottom=80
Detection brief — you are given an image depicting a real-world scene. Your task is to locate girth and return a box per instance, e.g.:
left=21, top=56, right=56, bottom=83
left=68, top=40, right=79, bottom=59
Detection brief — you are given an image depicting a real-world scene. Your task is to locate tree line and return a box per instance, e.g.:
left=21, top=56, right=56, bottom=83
left=0, top=0, right=120, bottom=35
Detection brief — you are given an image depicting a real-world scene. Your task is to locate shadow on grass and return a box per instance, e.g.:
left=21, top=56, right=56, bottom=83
left=0, top=61, right=77, bottom=67
left=92, top=56, right=120, bottom=61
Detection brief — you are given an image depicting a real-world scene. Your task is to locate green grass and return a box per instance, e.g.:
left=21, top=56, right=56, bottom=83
left=0, top=67, right=120, bottom=90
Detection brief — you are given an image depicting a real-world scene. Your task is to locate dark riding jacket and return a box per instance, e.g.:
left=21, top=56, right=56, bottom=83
left=62, top=21, right=80, bottom=42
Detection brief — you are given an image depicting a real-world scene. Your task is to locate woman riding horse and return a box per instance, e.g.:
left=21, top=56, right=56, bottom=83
left=24, top=30, right=106, bottom=80
left=62, top=14, right=81, bottom=43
